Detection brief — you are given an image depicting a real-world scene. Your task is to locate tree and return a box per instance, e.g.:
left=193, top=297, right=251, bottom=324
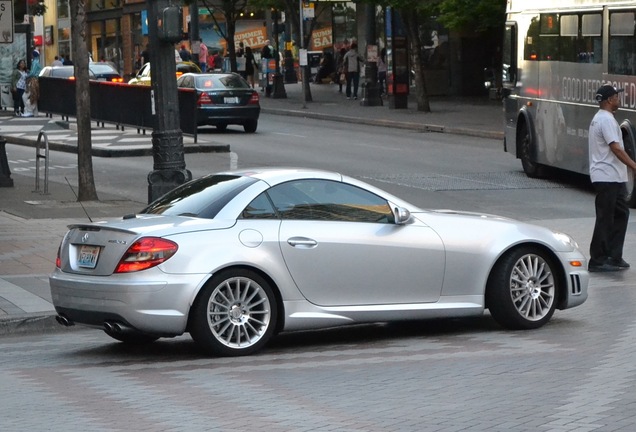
left=70, top=0, right=98, bottom=200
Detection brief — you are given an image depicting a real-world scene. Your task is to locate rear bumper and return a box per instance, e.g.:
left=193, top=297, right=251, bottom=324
left=197, top=106, right=260, bottom=125
left=49, top=269, right=205, bottom=336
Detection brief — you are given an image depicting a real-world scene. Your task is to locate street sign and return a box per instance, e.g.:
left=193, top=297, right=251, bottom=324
left=0, top=0, right=14, bottom=44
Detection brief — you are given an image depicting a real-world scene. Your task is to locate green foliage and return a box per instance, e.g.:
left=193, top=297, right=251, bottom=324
left=437, top=0, right=506, bottom=32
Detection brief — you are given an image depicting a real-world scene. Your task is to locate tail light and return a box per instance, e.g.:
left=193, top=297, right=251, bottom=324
left=248, top=91, right=259, bottom=105
left=176, top=71, right=183, bottom=79
left=110, top=77, right=124, bottom=83
left=114, top=237, right=178, bottom=273
left=197, top=92, right=213, bottom=106
left=55, top=245, right=61, bottom=268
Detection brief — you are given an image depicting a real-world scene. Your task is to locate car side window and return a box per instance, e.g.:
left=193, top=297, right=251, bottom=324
left=241, top=193, right=278, bottom=219
left=266, top=180, right=394, bottom=223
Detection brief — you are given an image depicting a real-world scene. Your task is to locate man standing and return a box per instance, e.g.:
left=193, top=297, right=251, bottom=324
left=343, top=42, right=365, bottom=100
left=588, top=84, right=636, bottom=272
left=199, top=39, right=208, bottom=72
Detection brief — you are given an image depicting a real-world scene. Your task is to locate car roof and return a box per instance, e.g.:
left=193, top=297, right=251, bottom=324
left=216, top=167, right=343, bottom=184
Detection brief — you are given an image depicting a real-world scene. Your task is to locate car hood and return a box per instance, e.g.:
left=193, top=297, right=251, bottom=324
left=425, top=209, right=514, bottom=221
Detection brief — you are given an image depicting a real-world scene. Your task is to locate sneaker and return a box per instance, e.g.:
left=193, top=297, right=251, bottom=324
left=354, top=96, right=358, bottom=100
left=608, top=258, right=630, bottom=268
left=14, top=112, right=20, bottom=117
left=22, top=112, right=33, bottom=117
left=588, top=262, right=621, bottom=272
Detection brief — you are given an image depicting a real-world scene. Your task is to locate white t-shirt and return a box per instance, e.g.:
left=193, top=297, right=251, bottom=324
left=588, top=109, right=628, bottom=183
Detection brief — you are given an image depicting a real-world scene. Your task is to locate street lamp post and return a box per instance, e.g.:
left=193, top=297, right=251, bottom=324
left=146, top=0, right=192, bottom=203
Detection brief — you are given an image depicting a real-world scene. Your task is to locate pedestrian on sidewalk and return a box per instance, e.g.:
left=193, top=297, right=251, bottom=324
left=335, top=47, right=346, bottom=93
left=10, top=59, right=27, bottom=116
left=343, top=42, right=364, bottom=100
left=588, top=84, right=636, bottom=272
left=22, top=50, right=41, bottom=117
left=199, top=39, right=208, bottom=72
left=378, top=48, right=388, bottom=96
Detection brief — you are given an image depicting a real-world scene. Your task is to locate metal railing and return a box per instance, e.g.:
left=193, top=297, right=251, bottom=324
left=34, top=130, right=50, bottom=195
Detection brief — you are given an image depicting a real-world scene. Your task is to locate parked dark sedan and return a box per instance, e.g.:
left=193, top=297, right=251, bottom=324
left=89, top=62, right=123, bottom=82
left=177, top=72, right=260, bottom=133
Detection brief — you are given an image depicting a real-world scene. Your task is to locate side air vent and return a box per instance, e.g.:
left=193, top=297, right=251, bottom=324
left=570, top=274, right=582, bottom=295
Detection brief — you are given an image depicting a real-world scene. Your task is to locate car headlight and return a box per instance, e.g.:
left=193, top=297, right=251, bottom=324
left=554, top=232, right=579, bottom=250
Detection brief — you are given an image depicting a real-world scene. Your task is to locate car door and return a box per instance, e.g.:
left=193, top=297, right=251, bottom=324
left=268, top=179, right=445, bottom=306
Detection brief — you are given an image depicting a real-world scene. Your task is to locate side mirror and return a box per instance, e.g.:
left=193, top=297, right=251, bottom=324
left=393, top=207, right=411, bottom=225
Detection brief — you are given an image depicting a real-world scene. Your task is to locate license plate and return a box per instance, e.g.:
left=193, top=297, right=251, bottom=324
left=78, top=245, right=100, bottom=269
left=224, top=97, right=239, bottom=104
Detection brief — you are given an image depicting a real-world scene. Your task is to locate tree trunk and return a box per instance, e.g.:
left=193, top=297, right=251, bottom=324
left=70, top=0, right=98, bottom=200
left=402, top=10, right=431, bottom=113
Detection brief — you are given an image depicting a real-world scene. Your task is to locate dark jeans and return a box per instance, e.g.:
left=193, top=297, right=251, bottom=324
left=346, top=71, right=360, bottom=98
left=590, top=182, right=630, bottom=265
left=378, top=71, right=387, bottom=95
left=13, top=89, right=24, bottom=114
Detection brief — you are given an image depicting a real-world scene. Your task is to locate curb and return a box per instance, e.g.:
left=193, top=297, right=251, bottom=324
left=2, top=135, right=230, bottom=157
left=261, top=108, right=505, bottom=140
left=0, top=312, right=75, bottom=336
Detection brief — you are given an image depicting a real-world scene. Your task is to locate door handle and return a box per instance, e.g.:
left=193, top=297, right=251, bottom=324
left=287, top=237, right=318, bottom=248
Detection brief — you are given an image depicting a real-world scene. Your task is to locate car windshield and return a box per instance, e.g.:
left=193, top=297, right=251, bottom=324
left=195, top=75, right=250, bottom=90
left=141, top=174, right=258, bottom=219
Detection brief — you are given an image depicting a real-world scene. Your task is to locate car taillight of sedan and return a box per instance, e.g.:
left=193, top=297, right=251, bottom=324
left=248, top=91, right=259, bottom=105
left=197, top=92, right=213, bottom=106
left=110, top=77, right=124, bottom=83
left=114, top=237, right=178, bottom=273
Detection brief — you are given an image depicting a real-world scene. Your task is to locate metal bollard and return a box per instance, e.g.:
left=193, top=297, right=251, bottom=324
left=0, top=137, right=14, bottom=187
left=34, top=131, right=50, bottom=195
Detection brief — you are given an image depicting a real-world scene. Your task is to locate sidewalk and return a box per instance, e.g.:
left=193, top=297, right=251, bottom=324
left=0, top=82, right=504, bottom=334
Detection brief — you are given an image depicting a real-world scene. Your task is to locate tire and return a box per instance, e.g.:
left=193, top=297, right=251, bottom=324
left=518, top=121, right=545, bottom=178
left=244, top=120, right=258, bottom=133
left=621, top=125, right=636, bottom=207
left=190, top=269, right=277, bottom=356
left=486, top=246, right=558, bottom=330
left=216, top=124, right=228, bottom=131
left=104, top=330, right=159, bottom=345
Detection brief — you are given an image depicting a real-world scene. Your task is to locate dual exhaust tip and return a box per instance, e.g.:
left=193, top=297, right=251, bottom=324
left=55, top=315, right=132, bottom=335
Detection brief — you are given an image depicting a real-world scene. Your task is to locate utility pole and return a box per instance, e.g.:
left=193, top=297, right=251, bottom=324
left=360, top=4, right=382, bottom=107
left=146, top=0, right=192, bottom=203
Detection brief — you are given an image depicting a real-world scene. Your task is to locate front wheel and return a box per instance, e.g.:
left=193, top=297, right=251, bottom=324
left=486, top=246, right=558, bottom=330
left=190, top=269, right=277, bottom=356
left=518, top=121, right=545, bottom=178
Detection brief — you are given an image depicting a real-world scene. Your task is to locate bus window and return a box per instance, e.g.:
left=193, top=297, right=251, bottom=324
left=560, top=14, right=578, bottom=62
left=580, top=13, right=602, bottom=64
left=540, top=14, right=560, bottom=60
left=609, top=12, right=636, bottom=75
left=524, top=16, right=540, bottom=60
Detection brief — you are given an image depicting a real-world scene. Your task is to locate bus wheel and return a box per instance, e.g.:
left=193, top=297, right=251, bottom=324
left=519, top=122, right=545, bottom=178
left=622, top=127, right=636, bottom=208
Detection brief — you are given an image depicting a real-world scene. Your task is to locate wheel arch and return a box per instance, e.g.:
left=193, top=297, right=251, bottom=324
left=485, top=242, right=568, bottom=311
left=186, top=264, right=286, bottom=335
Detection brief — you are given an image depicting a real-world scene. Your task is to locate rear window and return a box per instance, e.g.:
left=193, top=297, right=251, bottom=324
left=195, top=74, right=250, bottom=89
left=141, top=175, right=258, bottom=219
left=90, top=64, right=117, bottom=74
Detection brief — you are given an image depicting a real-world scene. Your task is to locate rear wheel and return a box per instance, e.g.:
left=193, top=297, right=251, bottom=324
left=518, top=121, right=545, bottom=178
left=486, top=246, right=558, bottom=330
left=622, top=125, right=636, bottom=207
left=190, top=269, right=277, bottom=356
left=244, top=120, right=258, bottom=133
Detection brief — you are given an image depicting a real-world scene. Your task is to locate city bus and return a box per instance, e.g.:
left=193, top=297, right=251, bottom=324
left=502, top=0, right=636, bottom=205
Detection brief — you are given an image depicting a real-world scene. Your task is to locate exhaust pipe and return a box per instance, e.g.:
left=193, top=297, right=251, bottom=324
left=55, top=315, right=74, bottom=327
left=104, top=321, right=134, bottom=334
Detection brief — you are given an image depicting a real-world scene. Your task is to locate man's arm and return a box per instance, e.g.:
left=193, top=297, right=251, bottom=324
left=610, top=142, right=636, bottom=171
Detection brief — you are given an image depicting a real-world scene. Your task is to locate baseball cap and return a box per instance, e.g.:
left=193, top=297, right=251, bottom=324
left=595, top=84, right=624, bottom=102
